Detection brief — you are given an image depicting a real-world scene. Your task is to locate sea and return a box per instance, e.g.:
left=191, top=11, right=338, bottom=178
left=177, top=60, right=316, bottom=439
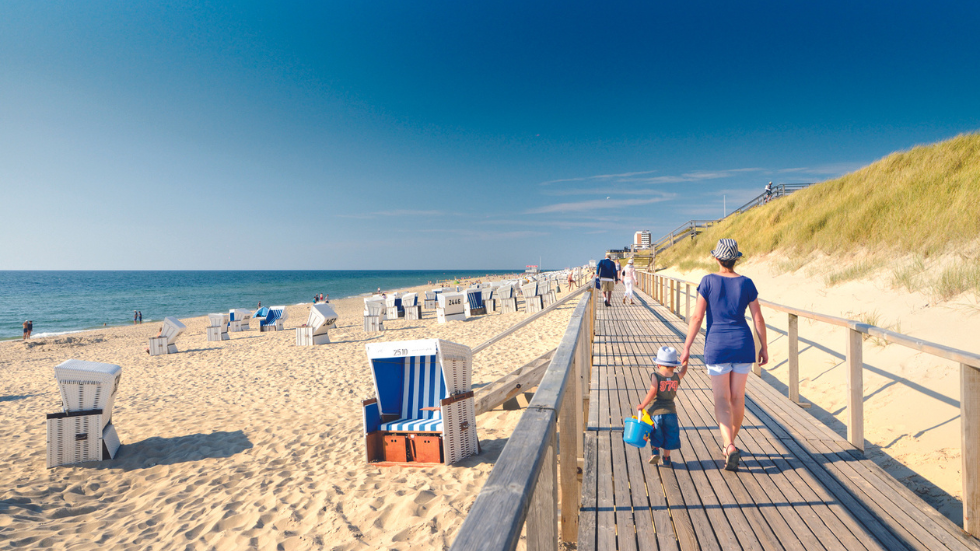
left=0, top=270, right=522, bottom=341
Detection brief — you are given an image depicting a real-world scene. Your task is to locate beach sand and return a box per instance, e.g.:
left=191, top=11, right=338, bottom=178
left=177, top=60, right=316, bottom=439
left=659, top=256, right=978, bottom=525
left=0, top=279, right=579, bottom=550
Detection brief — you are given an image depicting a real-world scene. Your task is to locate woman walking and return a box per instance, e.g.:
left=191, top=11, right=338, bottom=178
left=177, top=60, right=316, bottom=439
left=621, top=258, right=638, bottom=304
left=679, top=239, right=768, bottom=471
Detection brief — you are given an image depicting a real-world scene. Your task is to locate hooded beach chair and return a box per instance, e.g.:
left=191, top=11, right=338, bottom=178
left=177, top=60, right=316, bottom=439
left=540, top=279, right=556, bottom=307
left=385, top=293, right=404, bottom=320
left=361, top=339, right=478, bottom=465
left=424, top=291, right=438, bottom=310
left=260, top=306, right=287, bottom=332
left=47, top=359, right=122, bottom=467
left=522, top=282, right=543, bottom=313
left=297, top=303, right=339, bottom=346
left=497, top=284, right=518, bottom=313
left=401, top=293, right=422, bottom=320
left=149, top=317, right=186, bottom=355
left=229, top=309, right=252, bottom=332
left=463, top=289, right=486, bottom=317
left=436, top=292, right=465, bottom=323
left=207, top=313, right=230, bottom=341
left=481, top=288, right=495, bottom=312
left=363, top=299, right=385, bottom=332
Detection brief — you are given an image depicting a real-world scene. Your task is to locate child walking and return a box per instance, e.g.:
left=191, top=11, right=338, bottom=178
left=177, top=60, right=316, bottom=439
left=638, top=346, right=688, bottom=465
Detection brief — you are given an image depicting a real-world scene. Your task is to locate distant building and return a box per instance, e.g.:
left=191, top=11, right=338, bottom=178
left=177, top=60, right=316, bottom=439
left=634, top=230, right=651, bottom=247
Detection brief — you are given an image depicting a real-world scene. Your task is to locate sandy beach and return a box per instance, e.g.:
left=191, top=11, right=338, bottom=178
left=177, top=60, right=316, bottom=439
left=658, top=255, right=978, bottom=525
left=0, top=279, right=578, bottom=550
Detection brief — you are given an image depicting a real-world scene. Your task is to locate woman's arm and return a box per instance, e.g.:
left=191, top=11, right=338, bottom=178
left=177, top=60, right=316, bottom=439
left=679, top=294, right=707, bottom=365
left=749, top=299, right=768, bottom=365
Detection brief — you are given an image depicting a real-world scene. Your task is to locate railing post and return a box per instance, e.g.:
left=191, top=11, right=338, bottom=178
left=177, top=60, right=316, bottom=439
left=669, top=279, right=675, bottom=313
left=685, top=283, right=691, bottom=321
left=962, top=362, right=980, bottom=537
left=788, top=314, right=800, bottom=404
left=560, top=366, right=580, bottom=542
left=527, top=423, right=558, bottom=551
left=846, top=328, right=864, bottom=451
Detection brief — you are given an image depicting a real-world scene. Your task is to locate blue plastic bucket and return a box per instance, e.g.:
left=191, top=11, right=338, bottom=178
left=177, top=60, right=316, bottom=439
left=623, top=417, right=652, bottom=448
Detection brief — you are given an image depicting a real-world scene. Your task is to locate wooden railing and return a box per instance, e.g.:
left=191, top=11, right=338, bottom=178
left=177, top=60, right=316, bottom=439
left=450, top=286, right=595, bottom=550
left=637, top=270, right=980, bottom=538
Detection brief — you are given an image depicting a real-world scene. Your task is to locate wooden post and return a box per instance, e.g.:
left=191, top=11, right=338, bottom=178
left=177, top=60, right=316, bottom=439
left=575, top=327, right=585, bottom=457
left=788, top=314, right=800, bottom=404
left=669, top=279, right=675, bottom=313
left=685, top=283, right=691, bottom=321
left=560, top=369, right=580, bottom=542
left=846, top=328, right=864, bottom=452
left=527, top=423, right=557, bottom=551
left=962, top=362, right=980, bottom=537
left=751, top=319, right=762, bottom=376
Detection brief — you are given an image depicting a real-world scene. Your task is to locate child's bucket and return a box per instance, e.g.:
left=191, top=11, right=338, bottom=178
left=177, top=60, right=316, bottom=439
left=623, top=416, right=653, bottom=448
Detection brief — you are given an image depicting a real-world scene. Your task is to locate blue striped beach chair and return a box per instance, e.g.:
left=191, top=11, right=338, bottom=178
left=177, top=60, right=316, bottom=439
left=260, top=306, right=286, bottom=332
left=361, top=339, right=478, bottom=465
left=464, top=289, right=486, bottom=317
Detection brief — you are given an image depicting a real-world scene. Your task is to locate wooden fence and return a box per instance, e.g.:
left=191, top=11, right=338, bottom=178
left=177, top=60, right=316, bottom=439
left=450, top=287, right=595, bottom=550
left=637, top=270, right=980, bottom=538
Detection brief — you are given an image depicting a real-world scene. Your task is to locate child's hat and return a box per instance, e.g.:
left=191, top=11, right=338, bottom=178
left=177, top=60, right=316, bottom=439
left=655, top=346, right=681, bottom=367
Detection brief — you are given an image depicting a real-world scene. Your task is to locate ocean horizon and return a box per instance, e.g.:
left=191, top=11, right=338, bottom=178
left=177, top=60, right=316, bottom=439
left=0, top=269, right=528, bottom=341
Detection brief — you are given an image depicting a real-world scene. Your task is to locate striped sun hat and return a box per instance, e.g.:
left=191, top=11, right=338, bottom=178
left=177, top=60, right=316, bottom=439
left=711, top=238, right=743, bottom=260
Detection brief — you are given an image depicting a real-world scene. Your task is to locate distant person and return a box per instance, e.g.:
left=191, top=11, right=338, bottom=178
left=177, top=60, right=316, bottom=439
left=567, top=271, right=574, bottom=288
left=679, top=238, right=768, bottom=472
left=764, top=181, right=773, bottom=204
left=595, top=253, right=618, bottom=307
left=134, top=311, right=139, bottom=325
left=257, top=301, right=261, bottom=309
left=638, top=346, right=688, bottom=465
left=138, top=311, right=142, bottom=324
left=23, top=320, right=32, bottom=340
left=622, top=258, right=638, bottom=305
left=324, top=294, right=329, bottom=303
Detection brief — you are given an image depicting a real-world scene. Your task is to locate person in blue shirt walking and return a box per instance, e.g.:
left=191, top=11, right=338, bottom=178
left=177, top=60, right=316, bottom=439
left=595, top=253, right=619, bottom=307
left=679, top=238, right=768, bottom=471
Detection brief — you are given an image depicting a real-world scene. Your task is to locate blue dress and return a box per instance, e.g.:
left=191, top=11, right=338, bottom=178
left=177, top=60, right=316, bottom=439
left=697, top=274, right=759, bottom=365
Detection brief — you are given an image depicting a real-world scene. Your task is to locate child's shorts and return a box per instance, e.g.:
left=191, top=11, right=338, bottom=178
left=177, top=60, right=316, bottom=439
left=648, top=413, right=681, bottom=450
left=706, top=362, right=753, bottom=377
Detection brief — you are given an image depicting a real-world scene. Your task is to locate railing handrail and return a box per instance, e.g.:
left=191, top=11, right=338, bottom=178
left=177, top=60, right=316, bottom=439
left=648, top=271, right=980, bottom=370
left=450, top=291, right=593, bottom=550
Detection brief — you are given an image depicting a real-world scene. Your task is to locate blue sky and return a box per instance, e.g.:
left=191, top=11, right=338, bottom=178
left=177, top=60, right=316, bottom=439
left=2, top=1, right=978, bottom=270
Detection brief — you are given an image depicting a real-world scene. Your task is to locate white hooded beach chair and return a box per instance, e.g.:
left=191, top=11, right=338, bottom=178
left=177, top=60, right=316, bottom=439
left=207, top=313, right=230, bottom=341
left=540, top=279, right=556, bottom=307
left=522, top=282, right=543, bottom=313
left=149, top=317, right=186, bottom=355
left=401, top=293, right=422, bottom=320
left=481, top=288, right=495, bottom=312
left=364, top=299, right=385, bottom=332
left=47, top=359, right=122, bottom=468
left=296, top=303, right=339, bottom=346
left=436, top=292, right=465, bottom=323
left=385, top=293, right=404, bottom=320
left=361, top=339, right=478, bottom=465
left=229, top=309, right=251, bottom=332
left=259, top=306, right=287, bottom=332
left=463, top=289, right=486, bottom=318
left=424, top=291, right=438, bottom=310
left=497, top=284, right=518, bottom=313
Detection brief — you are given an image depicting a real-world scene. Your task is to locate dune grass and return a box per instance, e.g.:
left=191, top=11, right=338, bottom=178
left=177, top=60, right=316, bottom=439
left=658, top=133, right=980, bottom=300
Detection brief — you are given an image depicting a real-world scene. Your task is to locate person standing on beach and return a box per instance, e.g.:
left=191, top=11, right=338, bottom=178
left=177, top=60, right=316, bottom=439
left=134, top=311, right=138, bottom=325
left=595, top=253, right=618, bottom=307
left=23, top=320, right=32, bottom=340
left=138, top=311, right=142, bottom=324
left=679, top=238, right=768, bottom=471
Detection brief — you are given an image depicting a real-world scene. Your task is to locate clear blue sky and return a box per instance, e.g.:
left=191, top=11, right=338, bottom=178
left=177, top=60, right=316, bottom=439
left=2, top=1, right=978, bottom=270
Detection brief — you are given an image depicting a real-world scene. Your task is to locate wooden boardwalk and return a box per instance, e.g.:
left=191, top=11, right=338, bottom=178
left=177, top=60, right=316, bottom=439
left=578, top=286, right=980, bottom=551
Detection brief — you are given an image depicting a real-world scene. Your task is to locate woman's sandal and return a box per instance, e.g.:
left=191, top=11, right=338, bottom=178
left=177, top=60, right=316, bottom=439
left=723, top=443, right=741, bottom=471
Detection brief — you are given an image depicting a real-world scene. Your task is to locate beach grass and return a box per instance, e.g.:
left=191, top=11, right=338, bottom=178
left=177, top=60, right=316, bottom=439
left=659, top=132, right=980, bottom=300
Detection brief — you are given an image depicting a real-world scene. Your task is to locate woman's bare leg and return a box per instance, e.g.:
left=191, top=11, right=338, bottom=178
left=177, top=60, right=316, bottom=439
left=711, top=373, right=736, bottom=450
left=729, top=372, right=749, bottom=442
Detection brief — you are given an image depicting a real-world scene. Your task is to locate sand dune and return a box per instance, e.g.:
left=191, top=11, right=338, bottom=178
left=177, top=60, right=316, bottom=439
left=0, top=280, right=578, bottom=550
